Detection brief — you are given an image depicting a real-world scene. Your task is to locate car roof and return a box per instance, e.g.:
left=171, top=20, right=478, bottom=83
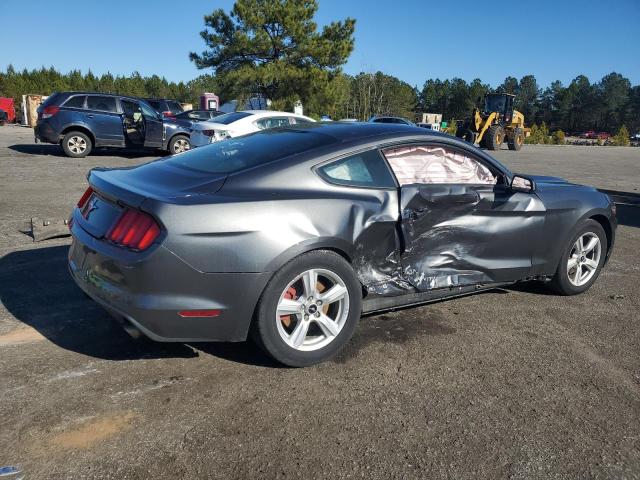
left=282, top=121, right=424, bottom=142
left=237, top=110, right=310, bottom=118
left=215, top=123, right=512, bottom=190
left=55, top=91, right=151, bottom=103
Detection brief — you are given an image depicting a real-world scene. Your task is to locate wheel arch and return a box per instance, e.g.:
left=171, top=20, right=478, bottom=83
left=263, top=237, right=355, bottom=274
left=168, top=131, right=190, bottom=142
left=60, top=125, right=95, bottom=145
left=589, top=213, right=614, bottom=261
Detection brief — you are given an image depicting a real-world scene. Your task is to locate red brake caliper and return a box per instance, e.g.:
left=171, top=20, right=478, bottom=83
left=280, top=287, right=298, bottom=328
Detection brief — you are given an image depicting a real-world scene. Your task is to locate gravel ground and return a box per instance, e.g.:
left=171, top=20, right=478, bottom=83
left=0, top=125, right=638, bottom=479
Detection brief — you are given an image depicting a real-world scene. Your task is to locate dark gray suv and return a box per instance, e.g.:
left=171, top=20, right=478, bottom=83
left=34, top=92, right=192, bottom=158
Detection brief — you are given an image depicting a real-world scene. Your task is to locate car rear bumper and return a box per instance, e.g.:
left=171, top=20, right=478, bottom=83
left=68, top=223, right=270, bottom=342
left=34, top=122, right=60, bottom=144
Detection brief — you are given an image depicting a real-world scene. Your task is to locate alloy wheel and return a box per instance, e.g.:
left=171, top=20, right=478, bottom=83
left=275, top=268, right=350, bottom=351
left=68, top=136, right=87, bottom=154
left=174, top=138, right=190, bottom=154
left=567, top=232, right=601, bottom=286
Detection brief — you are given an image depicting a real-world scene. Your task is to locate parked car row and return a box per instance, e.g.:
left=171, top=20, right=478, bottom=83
left=580, top=130, right=611, bottom=140
left=34, top=91, right=316, bottom=158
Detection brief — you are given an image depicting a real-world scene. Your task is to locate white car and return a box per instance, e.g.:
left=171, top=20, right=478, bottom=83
left=190, top=110, right=315, bottom=147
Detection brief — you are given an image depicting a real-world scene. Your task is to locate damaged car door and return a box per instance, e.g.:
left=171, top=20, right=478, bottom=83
left=382, top=143, right=546, bottom=291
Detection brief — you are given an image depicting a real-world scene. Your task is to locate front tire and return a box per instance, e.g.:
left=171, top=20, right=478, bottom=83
left=252, top=250, right=362, bottom=367
left=508, top=128, right=525, bottom=151
left=169, top=135, right=190, bottom=155
left=548, top=219, right=607, bottom=295
left=62, top=131, right=92, bottom=158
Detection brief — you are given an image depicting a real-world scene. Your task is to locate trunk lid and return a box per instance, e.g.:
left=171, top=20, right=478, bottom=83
left=79, top=159, right=226, bottom=238
left=89, top=159, right=227, bottom=206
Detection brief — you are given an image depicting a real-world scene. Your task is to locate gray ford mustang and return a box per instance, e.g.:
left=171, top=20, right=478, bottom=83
left=69, top=123, right=616, bottom=366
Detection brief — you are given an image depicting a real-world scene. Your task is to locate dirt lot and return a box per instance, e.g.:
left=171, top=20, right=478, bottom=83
left=0, top=124, right=639, bottom=479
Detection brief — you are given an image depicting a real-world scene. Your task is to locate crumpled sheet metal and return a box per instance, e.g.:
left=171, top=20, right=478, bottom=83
left=383, top=145, right=496, bottom=186
left=352, top=179, right=545, bottom=297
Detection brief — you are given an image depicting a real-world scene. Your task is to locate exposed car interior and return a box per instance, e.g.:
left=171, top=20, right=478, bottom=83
left=120, top=99, right=145, bottom=145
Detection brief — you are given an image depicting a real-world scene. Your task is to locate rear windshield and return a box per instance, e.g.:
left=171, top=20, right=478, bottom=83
left=165, top=130, right=337, bottom=174
left=208, top=111, right=253, bottom=125
left=166, top=101, right=184, bottom=114
left=147, top=100, right=161, bottom=111
left=41, top=93, right=62, bottom=107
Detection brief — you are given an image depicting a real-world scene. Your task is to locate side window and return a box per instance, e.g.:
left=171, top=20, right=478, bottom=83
left=139, top=101, right=158, bottom=119
left=317, top=149, right=396, bottom=188
left=382, top=145, right=496, bottom=185
left=86, top=96, right=117, bottom=113
left=63, top=96, right=85, bottom=109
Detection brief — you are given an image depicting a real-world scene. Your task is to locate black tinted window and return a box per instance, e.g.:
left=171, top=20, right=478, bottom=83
left=166, top=101, right=184, bottom=114
left=87, top=96, right=117, bottom=112
left=147, top=100, right=161, bottom=111
left=41, top=93, right=62, bottom=107
left=64, top=96, right=85, bottom=108
left=317, top=149, right=396, bottom=188
left=166, top=130, right=337, bottom=174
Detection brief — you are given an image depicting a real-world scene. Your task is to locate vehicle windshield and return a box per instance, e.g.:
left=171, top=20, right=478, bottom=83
left=484, top=95, right=507, bottom=113
left=207, top=111, right=253, bottom=125
left=165, top=129, right=337, bottom=174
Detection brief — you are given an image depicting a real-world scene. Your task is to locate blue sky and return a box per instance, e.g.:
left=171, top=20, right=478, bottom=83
left=1, top=0, right=638, bottom=89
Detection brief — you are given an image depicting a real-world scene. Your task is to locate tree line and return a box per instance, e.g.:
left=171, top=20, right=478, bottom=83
left=417, top=73, right=640, bottom=134
left=1, top=0, right=638, bottom=134
left=0, top=65, right=219, bottom=110
left=2, top=65, right=637, bottom=134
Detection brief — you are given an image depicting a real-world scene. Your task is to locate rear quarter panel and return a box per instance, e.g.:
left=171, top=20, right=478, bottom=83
left=143, top=148, right=402, bottom=296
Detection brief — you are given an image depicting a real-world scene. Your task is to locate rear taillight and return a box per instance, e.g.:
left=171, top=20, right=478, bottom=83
left=77, top=187, right=94, bottom=208
left=41, top=105, right=59, bottom=119
left=107, top=208, right=161, bottom=251
left=202, top=129, right=216, bottom=137
left=162, top=111, right=175, bottom=119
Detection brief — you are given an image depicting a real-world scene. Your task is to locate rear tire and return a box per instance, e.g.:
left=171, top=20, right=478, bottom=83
left=483, top=125, right=504, bottom=150
left=62, top=131, right=92, bottom=158
left=168, top=135, right=190, bottom=155
left=252, top=250, right=362, bottom=367
left=508, top=128, right=525, bottom=151
left=547, top=219, right=607, bottom=295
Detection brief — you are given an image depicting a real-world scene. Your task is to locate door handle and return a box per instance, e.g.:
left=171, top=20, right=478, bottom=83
left=87, top=114, right=94, bottom=118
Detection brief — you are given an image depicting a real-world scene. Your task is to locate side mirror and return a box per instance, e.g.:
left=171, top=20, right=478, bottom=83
left=511, top=175, right=534, bottom=192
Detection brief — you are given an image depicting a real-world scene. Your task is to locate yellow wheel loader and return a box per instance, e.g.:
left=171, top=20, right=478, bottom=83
left=456, top=93, right=526, bottom=151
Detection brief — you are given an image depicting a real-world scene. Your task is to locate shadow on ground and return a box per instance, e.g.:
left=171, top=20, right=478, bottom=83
left=617, top=204, right=640, bottom=228
left=9, top=144, right=161, bottom=159
left=0, top=245, right=272, bottom=365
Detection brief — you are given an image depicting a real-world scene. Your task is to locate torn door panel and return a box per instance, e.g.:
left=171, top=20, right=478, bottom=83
left=398, top=183, right=546, bottom=291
